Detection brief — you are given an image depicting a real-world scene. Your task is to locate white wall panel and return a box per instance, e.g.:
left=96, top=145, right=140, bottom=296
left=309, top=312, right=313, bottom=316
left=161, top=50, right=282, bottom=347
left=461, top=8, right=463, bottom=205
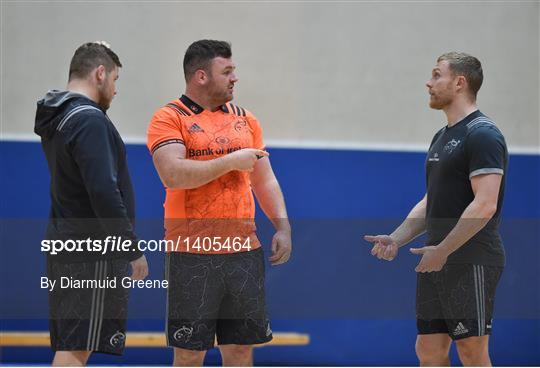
left=1, top=1, right=538, bottom=151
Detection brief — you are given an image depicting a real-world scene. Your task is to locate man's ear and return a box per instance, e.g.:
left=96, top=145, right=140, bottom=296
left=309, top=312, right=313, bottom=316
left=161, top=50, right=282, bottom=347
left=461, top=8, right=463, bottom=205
left=95, top=65, right=107, bottom=84
left=193, top=69, right=208, bottom=86
left=456, top=75, right=468, bottom=93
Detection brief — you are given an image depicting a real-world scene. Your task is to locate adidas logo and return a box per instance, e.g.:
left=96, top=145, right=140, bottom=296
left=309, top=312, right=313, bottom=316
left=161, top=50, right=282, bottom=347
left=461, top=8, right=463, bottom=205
left=453, top=322, right=469, bottom=336
left=188, top=123, right=204, bottom=133
left=266, top=322, right=272, bottom=337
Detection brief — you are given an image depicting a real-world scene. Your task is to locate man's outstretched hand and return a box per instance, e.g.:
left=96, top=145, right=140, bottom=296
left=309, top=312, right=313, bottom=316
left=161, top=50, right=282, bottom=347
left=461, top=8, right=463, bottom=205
left=364, top=234, right=399, bottom=261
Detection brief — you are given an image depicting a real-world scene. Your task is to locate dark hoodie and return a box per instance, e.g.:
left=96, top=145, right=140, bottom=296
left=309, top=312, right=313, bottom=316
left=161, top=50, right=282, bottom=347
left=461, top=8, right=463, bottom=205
left=35, top=90, right=142, bottom=263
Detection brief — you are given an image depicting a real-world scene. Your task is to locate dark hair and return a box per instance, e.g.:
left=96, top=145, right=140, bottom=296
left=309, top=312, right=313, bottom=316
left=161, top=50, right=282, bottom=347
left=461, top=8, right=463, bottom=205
left=68, top=41, right=122, bottom=81
left=183, top=40, right=232, bottom=81
left=438, top=52, right=483, bottom=99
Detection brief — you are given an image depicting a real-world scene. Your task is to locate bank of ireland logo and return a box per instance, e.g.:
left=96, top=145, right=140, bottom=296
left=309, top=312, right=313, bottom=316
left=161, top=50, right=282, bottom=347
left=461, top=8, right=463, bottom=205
left=443, top=138, right=461, bottom=154
left=174, top=326, right=193, bottom=342
left=109, top=331, right=126, bottom=347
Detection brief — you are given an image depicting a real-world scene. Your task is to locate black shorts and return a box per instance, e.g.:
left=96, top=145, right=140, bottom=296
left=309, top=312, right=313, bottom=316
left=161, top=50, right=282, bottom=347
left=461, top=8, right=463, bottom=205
left=165, top=248, right=272, bottom=351
left=416, top=263, right=503, bottom=340
left=48, top=259, right=130, bottom=355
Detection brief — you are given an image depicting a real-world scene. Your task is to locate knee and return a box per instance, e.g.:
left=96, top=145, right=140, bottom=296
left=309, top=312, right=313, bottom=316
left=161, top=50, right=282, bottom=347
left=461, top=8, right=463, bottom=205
left=415, top=339, right=448, bottom=365
left=456, top=339, right=489, bottom=366
left=173, top=348, right=206, bottom=366
left=220, top=344, right=253, bottom=358
left=219, top=344, right=254, bottom=365
left=52, top=351, right=91, bottom=366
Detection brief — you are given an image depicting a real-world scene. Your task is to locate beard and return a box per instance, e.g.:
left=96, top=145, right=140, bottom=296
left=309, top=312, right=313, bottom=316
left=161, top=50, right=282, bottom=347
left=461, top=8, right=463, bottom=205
left=206, top=76, right=234, bottom=105
left=210, top=86, right=233, bottom=105
left=98, top=94, right=112, bottom=111
left=429, top=80, right=456, bottom=110
left=96, top=84, right=114, bottom=111
left=429, top=91, right=453, bottom=110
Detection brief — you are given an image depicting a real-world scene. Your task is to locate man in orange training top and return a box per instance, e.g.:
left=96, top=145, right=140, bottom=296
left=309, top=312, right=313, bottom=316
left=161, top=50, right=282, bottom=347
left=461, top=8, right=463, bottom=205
left=147, top=40, right=292, bottom=366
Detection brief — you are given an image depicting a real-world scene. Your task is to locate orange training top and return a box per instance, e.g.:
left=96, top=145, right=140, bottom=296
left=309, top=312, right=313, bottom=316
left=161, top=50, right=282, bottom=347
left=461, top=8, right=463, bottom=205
left=147, top=95, right=265, bottom=254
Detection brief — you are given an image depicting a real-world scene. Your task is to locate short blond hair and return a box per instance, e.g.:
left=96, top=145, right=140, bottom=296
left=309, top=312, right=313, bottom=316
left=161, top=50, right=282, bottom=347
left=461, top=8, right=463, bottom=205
left=438, top=52, right=483, bottom=99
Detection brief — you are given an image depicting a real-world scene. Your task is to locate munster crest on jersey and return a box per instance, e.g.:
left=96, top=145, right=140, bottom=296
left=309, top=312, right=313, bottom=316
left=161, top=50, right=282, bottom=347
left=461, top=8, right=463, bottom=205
left=443, top=139, right=461, bottom=154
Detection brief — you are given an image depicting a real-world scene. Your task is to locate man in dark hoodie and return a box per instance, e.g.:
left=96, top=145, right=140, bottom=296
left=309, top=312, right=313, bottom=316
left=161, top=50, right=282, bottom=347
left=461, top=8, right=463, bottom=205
left=35, top=41, right=148, bottom=366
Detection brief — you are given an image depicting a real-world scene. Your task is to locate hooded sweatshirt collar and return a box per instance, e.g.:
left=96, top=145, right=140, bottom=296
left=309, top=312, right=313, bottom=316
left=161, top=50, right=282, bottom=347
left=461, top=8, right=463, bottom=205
left=34, top=90, right=102, bottom=139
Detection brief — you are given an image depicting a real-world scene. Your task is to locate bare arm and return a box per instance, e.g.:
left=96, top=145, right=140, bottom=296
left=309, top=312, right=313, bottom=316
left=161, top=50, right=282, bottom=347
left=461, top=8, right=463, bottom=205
left=364, top=194, right=426, bottom=261
left=152, top=143, right=268, bottom=189
left=391, top=194, right=427, bottom=247
left=250, top=157, right=290, bottom=232
left=437, top=174, right=501, bottom=255
left=250, top=157, right=292, bottom=265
